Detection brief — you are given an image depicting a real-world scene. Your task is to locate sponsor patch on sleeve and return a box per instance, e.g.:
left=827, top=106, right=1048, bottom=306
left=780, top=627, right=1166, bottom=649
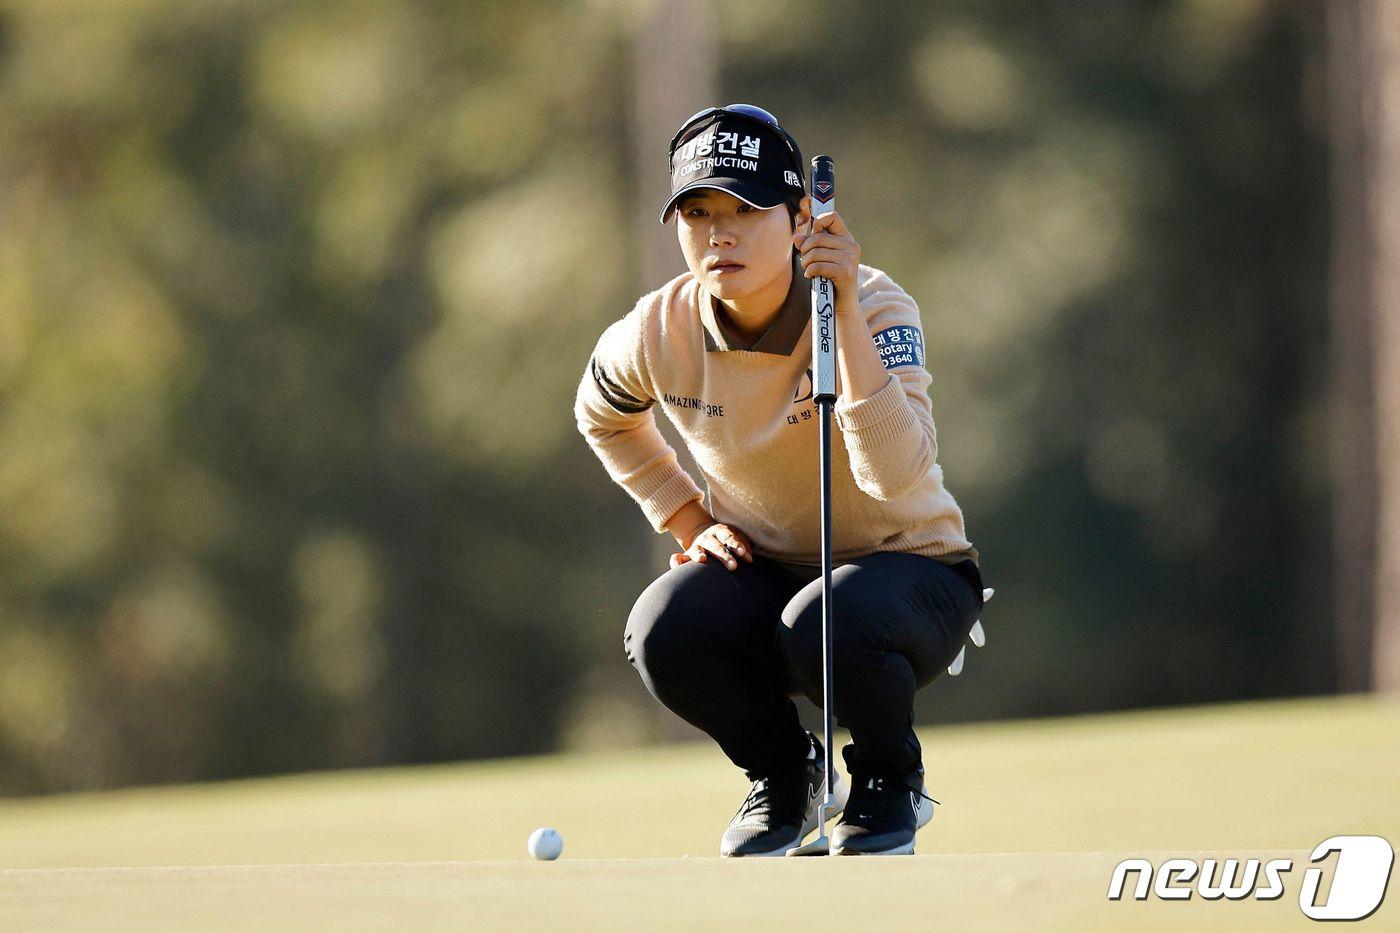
left=872, top=325, right=924, bottom=369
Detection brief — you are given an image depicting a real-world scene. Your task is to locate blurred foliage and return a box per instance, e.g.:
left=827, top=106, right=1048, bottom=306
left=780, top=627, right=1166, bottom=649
left=0, top=0, right=1329, bottom=794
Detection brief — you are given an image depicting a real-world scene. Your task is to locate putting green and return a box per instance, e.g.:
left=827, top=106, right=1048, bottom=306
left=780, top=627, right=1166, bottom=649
left=0, top=694, right=1395, bottom=930
left=0, top=850, right=1336, bottom=932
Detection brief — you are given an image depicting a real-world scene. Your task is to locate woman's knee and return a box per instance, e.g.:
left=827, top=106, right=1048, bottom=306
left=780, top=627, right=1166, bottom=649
left=625, top=596, right=679, bottom=680
left=779, top=592, right=883, bottom=684
left=778, top=599, right=820, bottom=678
left=624, top=563, right=720, bottom=682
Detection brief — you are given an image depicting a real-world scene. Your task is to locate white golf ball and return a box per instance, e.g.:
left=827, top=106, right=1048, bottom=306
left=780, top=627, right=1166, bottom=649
left=528, top=827, right=563, bottom=861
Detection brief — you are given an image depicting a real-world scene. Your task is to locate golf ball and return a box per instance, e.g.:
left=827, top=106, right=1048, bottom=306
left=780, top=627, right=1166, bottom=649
left=528, top=827, right=563, bottom=860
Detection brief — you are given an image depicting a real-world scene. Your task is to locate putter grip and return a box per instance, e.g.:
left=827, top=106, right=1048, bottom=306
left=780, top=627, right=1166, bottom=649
left=810, top=155, right=837, bottom=402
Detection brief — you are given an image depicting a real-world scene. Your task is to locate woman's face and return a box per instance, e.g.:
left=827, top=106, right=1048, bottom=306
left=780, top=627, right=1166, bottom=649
left=676, top=190, right=810, bottom=301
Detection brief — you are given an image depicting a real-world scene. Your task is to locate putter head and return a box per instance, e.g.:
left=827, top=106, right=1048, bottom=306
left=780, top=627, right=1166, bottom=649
left=786, top=834, right=830, bottom=856
left=787, top=801, right=833, bottom=856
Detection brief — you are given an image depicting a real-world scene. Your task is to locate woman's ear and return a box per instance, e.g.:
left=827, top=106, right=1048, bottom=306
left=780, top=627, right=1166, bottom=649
left=794, top=195, right=812, bottom=232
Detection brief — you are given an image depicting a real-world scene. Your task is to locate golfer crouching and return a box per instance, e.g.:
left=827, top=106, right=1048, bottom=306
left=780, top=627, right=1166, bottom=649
left=574, top=104, right=986, bottom=857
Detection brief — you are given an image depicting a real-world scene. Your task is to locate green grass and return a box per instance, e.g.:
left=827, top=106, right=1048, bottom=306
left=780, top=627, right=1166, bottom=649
left=0, top=694, right=1396, bottom=930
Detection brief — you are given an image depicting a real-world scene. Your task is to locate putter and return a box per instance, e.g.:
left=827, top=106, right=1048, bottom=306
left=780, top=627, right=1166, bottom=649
left=787, top=154, right=839, bottom=857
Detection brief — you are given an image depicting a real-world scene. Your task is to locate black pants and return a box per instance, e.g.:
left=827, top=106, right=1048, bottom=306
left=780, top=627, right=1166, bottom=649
left=624, top=551, right=984, bottom=785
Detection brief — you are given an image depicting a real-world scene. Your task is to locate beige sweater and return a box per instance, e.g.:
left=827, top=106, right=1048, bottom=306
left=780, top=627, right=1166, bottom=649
left=574, top=257, right=978, bottom=568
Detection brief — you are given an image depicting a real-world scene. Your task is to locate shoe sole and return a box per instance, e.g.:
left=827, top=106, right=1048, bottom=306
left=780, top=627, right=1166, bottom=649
left=832, top=838, right=915, bottom=856
left=726, top=770, right=850, bottom=858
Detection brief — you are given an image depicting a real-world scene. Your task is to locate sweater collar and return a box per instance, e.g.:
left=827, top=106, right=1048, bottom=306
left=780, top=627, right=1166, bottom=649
left=699, top=253, right=810, bottom=355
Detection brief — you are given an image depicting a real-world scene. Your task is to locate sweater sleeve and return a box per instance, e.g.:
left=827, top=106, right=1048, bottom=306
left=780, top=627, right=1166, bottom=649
left=574, top=300, right=704, bottom=533
left=832, top=276, right=938, bottom=501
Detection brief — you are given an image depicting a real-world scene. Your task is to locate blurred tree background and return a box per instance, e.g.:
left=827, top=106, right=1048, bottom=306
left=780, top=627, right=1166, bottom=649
left=0, top=0, right=1360, bottom=796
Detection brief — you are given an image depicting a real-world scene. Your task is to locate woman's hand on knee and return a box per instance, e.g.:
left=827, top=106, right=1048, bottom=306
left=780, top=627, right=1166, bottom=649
left=669, top=522, right=754, bottom=571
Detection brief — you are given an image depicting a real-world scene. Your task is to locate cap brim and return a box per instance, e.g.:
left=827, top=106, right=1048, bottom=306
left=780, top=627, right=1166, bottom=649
left=658, top=179, right=787, bottom=224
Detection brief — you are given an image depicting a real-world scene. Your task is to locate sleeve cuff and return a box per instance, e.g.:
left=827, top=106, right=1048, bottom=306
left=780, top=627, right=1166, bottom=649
left=834, top=374, right=916, bottom=443
left=637, top=460, right=705, bottom=533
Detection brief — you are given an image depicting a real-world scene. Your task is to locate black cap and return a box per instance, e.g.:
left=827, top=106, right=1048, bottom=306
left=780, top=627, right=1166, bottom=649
left=658, top=112, right=805, bottom=224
